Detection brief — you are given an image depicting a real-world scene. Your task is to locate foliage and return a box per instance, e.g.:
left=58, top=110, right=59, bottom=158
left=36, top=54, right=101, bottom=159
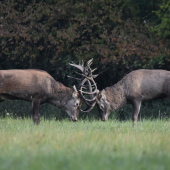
left=0, top=0, right=170, bottom=88
left=150, top=0, right=170, bottom=38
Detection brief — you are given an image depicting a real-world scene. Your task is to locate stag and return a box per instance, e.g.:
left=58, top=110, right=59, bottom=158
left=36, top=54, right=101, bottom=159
left=0, top=69, right=81, bottom=124
left=69, top=59, right=170, bottom=126
left=95, top=69, right=170, bottom=125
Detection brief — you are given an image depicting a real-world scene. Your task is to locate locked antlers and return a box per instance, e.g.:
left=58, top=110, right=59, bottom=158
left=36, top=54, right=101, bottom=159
left=68, top=58, right=98, bottom=112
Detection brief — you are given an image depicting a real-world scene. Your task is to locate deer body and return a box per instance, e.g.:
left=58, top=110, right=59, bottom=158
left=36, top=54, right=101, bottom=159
left=97, top=69, right=170, bottom=125
left=0, top=69, right=80, bottom=124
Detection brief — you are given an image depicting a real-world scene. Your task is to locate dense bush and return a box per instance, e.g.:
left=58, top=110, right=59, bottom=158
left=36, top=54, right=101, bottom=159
left=150, top=0, right=170, bottom=38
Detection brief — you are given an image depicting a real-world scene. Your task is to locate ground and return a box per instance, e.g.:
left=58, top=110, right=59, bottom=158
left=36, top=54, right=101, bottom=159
left=0, top=118, right=170, bottom=170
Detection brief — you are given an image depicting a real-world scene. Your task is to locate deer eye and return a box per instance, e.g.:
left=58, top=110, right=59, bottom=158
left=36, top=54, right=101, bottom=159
left=76, top=103, right=79, bottom=107
left=100, top=105, right=104, bottom=110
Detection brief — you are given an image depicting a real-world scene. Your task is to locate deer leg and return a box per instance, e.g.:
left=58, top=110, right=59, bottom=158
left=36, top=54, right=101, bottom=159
left=164, top=83, right=170, bottom=99
left=132, top=99, right=141, bottom=126
left=0, top=100, right=4, bottom=118
left=165, top=89, right=170, bottom=118
left=32, top=99, right=41, bottom=125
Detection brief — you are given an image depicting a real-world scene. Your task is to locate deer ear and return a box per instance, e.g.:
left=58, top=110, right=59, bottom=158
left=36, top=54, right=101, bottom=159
left=72, top=85, right=78, bottom=97
left=96, top=91, right=102, bottom=101
left=101, top=90, right=106, bottom=100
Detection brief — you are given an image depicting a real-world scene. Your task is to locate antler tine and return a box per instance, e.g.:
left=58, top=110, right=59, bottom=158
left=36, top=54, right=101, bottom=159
left=70, top=61, right=75, bottom=64
left=88, top=61, right=93, bottom=67
left=74, top=71, right=92, bottom=81
left=81, top=86, right=88, bottom=89
left=86, top=64, right=93, bottom=73
left=80, top=102, right=96, bottom=113
left=79, top=90, right=98, bottom=95
left=80, top=83, right=97, bottom=87
left=69, top=63, right=84, bottom=72
left=83, top=97, right=96, bottom=102
left=81, top=86, right=96, bottom=91
left=74, top=71, right=85, bottom=76
left=92, top=74, right=98, bottom=78
left=92, top=68, right=97, bottom=73
left=87, top=58, right=93, bottom=66
left=67, top=75, right=81, bottom=81
left=82, top=60, right=84, bottom=66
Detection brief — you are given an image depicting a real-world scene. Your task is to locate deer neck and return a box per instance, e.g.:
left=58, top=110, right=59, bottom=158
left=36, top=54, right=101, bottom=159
left=50, top=81, right=72, bottom=108
left=105, top=83, right=126, bottom=111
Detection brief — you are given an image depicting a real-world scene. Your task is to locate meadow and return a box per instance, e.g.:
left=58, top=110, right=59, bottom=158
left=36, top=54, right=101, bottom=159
left=0, top=117, right=170, bottom=170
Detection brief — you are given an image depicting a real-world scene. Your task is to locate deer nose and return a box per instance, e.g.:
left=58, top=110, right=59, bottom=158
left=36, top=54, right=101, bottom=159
left=72, top=116, right=77, bottom=122
left=102, top=116, right=108, bottom=121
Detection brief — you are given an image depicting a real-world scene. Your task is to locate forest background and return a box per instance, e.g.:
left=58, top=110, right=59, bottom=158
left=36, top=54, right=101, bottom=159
left=0, top=0, right=170, bottom=120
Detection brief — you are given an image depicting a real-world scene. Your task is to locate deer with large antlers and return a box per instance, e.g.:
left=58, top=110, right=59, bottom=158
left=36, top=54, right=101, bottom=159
left=0, top=69, right=81, bottom=124
left=69, top=59, right=170, bottom=126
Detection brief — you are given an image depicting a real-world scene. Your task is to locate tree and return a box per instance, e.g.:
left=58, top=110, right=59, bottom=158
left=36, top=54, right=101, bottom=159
left=0, top=0, right=170, bottom=89
left=150, top=0, right=170, bottom=38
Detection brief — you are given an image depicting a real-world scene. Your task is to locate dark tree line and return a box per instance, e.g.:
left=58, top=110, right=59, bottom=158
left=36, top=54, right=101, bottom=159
left=1, top=0, right=170, bottom=90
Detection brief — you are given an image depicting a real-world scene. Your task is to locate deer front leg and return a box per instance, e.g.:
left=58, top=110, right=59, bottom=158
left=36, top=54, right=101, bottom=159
left=132, top=99, right=141, bottom=126
left=32, top=99, right=41, bottom=125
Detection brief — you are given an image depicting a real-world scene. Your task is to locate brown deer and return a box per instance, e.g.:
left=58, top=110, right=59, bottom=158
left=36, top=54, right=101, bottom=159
left=69, top=59, right=170, bottom=125
left=0, top=69, right=81, bottom=124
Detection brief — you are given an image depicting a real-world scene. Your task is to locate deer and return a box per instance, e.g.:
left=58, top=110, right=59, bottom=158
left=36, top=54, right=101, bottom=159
left=69, top=59, right=170, bottom=126
left=0, top=69, right=81, bottom=125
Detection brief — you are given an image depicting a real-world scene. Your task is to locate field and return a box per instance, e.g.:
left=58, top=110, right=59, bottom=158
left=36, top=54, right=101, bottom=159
left=0, top=118, right=170, bottom=170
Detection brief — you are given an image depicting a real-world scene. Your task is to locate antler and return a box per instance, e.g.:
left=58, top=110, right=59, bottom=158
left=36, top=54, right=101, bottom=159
left=79, top=79, right=98, bottom=112
left=67, top=60, right=86, bottom=81
left=68, top=58, right=98, bottom=81
left=68, top=58, right=99, bottom=113
left=68, top=60, right=84, bottom=72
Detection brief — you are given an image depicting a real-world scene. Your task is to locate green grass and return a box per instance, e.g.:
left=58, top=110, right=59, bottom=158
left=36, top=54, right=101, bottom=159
left=0, top=118, right=170, bottom=170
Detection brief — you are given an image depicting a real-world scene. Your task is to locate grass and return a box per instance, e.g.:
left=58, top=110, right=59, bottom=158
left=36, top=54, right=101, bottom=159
left=0, top=117, right=170, bottom=170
